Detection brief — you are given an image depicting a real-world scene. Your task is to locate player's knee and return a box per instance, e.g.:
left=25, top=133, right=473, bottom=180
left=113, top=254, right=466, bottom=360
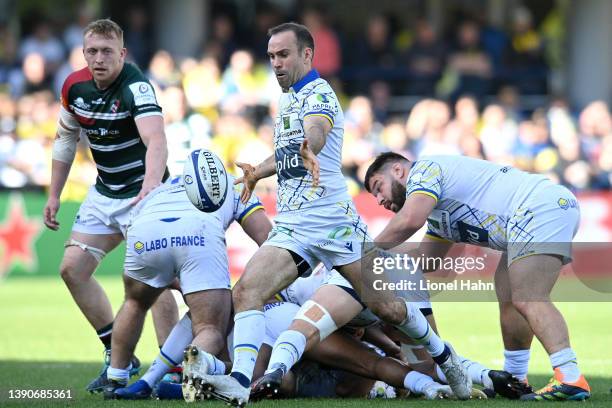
left=511, top=299, right=536, bottom=316
left=232, top=281, right=260, bottom=310
left=59, top=261, right=91, bottom=285
left=192, top=323, right=224, bottom=348
left=368, top=302, right=403, bottom=325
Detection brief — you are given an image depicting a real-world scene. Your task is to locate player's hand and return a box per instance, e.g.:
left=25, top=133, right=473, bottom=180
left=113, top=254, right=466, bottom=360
left=300, top=139, right=320, bottom=187
left=234, top=162, right=258, bottom=204
left=43, top=197, right=60, bottom=231
left=130, top=180, right=161, bottom=206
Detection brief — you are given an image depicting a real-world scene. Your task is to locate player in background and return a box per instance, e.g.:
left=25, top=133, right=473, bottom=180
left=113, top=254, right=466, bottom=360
left=103, top=174, right=269, bottom=400
left=365, top=152, right=591, bottom=401
left=187, top=22, right=472, bottom=406
left=42, top=18, right=176, bottom=392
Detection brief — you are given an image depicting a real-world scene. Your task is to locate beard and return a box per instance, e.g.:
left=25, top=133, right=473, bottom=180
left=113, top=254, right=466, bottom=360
left=390, top=179, right=406, bottom=212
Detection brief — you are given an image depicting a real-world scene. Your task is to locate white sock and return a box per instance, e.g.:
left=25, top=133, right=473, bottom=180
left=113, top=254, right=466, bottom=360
left=230, top=310, right=265, bottom=387
left=504, top=349, right=530, bottom=381
left=395, top=301, right=446, bottom=359
left=404, top=371, right=437, bottom=394
left=201, top=351, right=227, bottom=375
left=550, top=348, right=580, bottom=383
left=142, top=313, right=193, bottom=387
left=107, top=365, right=131, bottom=382
left=460, top=356, right=492, bottom=389
left=265, top=330, right=307, bottom=375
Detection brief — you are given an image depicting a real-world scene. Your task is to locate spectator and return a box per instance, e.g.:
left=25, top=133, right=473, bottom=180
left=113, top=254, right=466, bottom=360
left=343, top=96, right=381, bottom=182
left=8, top=52, right=50, bottom=98
left=18, top=21, right=65, bottom=75
left=182, top=56, right=222, bottom=119
left=479, top=103, right=518, bottom=164
left=350, top=14, right=397, bottom=92
left=513, top=111, right=551, bottom=172
left=147, top=50, right=181, bottom=89
left=578, top=100, right=611, bottom=165
left=219, top=50, right=268, bottom=113
left=445, top=95, right=480, bottom=148
left=63, top=4, right=97, bottom=50
left=504, top=6, right=547, bottom=93
left=0, top=22, right=18, bottom=84
left=443, top=21, right=492, bottom=101
left=302, top=7, right=341, bottom=78
left=160, top=85, right=211, bottom=176
left=53, top=46, right=86, bottom=97
left=124, top=6, right=152, bottom=68
left=402, top=18, right=446, bottom=96
left=205, top=14, right=238, bottom=69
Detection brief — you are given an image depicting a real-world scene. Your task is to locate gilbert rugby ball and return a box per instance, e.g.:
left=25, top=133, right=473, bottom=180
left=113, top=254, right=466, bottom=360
left=183, top=149, right=228, bottom=212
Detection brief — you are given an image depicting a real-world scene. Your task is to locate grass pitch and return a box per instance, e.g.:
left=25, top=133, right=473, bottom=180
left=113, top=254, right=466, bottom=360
left=1, top=277, right=611, bottom=407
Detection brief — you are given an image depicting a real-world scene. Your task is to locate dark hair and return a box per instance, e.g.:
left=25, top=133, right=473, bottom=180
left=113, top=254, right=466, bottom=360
left=84, top=18, right=124, bottom=45
left=364, top=152, right=410, bottom=192
left=267, top=22, right=314, bottom=54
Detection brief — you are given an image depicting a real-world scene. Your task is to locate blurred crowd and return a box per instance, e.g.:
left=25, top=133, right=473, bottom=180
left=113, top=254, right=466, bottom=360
left=0, top=3, right=610, bottom=199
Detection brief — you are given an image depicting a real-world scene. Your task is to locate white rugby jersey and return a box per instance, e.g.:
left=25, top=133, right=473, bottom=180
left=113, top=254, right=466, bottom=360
left=274, top=70, right=351, bottom=216
left=407, top=155, right=550, bottom=249
left=133, top=175, right=264, bottom=231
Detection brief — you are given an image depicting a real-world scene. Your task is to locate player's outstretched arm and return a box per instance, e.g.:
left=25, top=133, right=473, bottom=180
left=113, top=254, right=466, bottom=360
left=132, top=115, right=168, bottom=205
left=374, top=193, right=437, bottom=249
left=234, top=155, right=276, bottom=204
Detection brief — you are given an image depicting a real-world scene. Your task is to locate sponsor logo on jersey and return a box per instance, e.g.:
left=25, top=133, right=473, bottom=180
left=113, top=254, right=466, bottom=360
left=129, top=82, right=157, bottom=106
left=137, top=236, right=206, bottom=253
left=74, top=97, right=90, bottom=110
left=110, top=99, right=120, bottom=113
left=184, top=175, right=193, bottom=184
left=316, top=93, right=329, bottom=103
left=275, top=144, right=307, bottom=180
left=557, top=197, right=578, bottom=210
left=83, top=128, right=119, bottom=136
left=457, top=221, right=489, bottom=245
left=134, top=241, right=145, bottom=254
left=283, top=115, right=291, bottom=130
left=92, top=98, right=105, bottom=105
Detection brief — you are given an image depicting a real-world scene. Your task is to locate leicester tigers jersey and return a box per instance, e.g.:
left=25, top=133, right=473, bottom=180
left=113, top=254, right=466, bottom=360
left=406, top=155, right=550, bottom=249
left=273, top=70, right=351, bottom=218
left=60, top=63, right=169, bottom=198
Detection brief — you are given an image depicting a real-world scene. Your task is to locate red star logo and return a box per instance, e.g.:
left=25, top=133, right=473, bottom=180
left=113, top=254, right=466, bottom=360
left=0, top=194, right=43, bottom=277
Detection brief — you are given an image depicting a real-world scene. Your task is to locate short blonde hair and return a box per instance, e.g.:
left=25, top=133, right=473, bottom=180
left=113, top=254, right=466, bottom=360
left=84, top=19, right=123, bottom=45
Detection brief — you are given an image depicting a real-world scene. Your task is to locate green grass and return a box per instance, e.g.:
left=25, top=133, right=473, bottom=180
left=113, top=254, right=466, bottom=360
left=1, top=277, right=611, bottom=407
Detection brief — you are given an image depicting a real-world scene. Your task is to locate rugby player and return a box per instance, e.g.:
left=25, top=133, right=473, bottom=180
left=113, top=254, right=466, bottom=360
left=364, top=152, right=591, bottom=401
left=42, top=18, right=176, bottom=392
left=187, top=22, right=472, bottom=406
left=103, top=174, right=268, bottom=399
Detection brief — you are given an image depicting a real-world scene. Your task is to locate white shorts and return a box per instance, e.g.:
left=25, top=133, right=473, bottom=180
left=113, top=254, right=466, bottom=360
left=72, top=186, right=134, bottom=237
left=265, top=201, right=370, bottom=272
left=263, top=301, right=299, bottom=346
left=124, top=215, right=230, bottom=294
left=507, top=183, right=580, bottom=265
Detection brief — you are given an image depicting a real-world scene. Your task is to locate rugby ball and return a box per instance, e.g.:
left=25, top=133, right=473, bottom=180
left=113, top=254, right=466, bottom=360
left=183, top=149, right=228, bottom=212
